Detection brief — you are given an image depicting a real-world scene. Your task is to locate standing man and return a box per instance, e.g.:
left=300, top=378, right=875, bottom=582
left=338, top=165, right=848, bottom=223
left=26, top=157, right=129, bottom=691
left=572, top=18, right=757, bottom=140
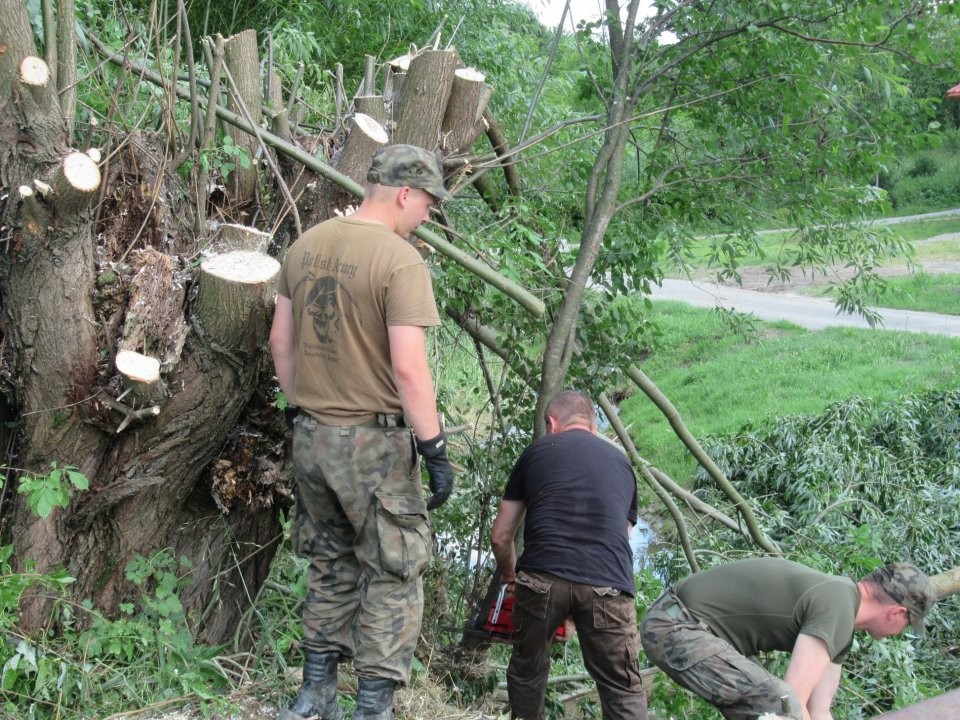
left=491, top=390, right=649, bottom=720
left=640, top=558, right=937, bottom=720
left=270, top=144, right=455, bottom=720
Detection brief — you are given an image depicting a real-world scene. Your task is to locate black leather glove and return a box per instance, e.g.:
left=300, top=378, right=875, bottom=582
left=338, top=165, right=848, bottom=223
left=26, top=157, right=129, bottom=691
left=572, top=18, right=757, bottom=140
left=416, top=432, right=454, bottom=510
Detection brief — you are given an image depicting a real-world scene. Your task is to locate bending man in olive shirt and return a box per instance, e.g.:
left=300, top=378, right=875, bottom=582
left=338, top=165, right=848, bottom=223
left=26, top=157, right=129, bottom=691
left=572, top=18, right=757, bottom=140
left=640, top=557, right=937, bottom=720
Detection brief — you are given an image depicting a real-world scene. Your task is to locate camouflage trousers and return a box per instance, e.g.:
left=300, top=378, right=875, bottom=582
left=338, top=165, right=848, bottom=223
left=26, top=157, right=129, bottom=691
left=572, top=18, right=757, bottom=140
left=639, top=591, right=803, bottom=720
left=291, top=415, right=431, bottom=685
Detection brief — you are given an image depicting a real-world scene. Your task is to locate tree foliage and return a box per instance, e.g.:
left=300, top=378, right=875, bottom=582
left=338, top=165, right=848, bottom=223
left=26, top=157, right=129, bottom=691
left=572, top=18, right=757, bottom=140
left=678, top=389, right=960, bottom=714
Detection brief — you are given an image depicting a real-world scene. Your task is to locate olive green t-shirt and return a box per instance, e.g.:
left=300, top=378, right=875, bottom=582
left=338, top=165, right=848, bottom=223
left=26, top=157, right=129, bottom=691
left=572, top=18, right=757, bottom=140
left=277, top=216, right=440, bottom=425
left=676, top=557, right=860, bottom=663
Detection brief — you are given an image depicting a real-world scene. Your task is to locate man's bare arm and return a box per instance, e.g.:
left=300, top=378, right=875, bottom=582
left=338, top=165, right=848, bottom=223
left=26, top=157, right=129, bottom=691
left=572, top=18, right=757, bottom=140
left=784, top=633, right=834, bottom=720
left=388, top=325, right=441, bottom=440
left=269, top=295, right=297, bottom=399
left=491, top=499, right=525, bottom=585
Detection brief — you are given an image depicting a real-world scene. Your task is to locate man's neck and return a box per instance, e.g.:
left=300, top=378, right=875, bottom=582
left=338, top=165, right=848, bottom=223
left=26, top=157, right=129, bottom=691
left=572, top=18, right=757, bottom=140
left=556, top=422, right=594, bottom=433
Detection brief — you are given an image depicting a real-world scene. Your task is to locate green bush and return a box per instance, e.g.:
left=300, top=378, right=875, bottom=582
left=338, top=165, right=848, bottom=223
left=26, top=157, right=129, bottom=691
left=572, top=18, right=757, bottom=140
left=889, top=163, right=960, bottom=212
left=663, top=389, right=960, bottom=718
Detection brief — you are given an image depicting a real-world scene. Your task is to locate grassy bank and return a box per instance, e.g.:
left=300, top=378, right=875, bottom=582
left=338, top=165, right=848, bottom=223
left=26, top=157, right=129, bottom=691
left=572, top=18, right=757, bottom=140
left=804, top=272, right=960, bottom=314
left=673, top=215, right=960, bottom=280
left=618, top=301, right=960, bottom=484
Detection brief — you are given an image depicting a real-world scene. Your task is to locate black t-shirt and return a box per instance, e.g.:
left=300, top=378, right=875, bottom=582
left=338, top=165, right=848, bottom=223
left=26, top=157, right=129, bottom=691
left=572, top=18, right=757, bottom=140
left=503, top=429, right=639, bottom=594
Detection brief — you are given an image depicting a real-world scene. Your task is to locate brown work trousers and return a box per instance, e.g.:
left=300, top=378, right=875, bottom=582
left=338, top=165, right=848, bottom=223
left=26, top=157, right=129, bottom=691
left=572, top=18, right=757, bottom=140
left=507, top=570, right=648, bottom=720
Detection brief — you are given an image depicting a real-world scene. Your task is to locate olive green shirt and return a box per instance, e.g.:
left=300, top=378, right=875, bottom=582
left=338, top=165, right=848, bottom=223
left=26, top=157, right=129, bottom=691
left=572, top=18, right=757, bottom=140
left=676, top=558, right=860, bottom=663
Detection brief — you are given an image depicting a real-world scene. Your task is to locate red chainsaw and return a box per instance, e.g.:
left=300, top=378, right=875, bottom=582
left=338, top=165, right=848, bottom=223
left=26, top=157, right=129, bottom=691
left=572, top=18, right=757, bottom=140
left=482, top=583, right=569, bottom=642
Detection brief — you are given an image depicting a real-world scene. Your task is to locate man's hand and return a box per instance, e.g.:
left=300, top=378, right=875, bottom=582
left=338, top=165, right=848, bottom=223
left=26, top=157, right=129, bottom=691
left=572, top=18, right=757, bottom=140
left=416, top=432, right=454, bottom=510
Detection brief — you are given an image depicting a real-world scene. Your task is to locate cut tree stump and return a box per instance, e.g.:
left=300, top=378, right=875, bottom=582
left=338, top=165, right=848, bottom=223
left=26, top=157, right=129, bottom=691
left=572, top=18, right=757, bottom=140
left=441, top=67, right=492, bottom=156
left=320, top=113, right=389, bottom=218
left=208, top=223, right=272, bottom=255
left=115, top=350, right=165, bottom=407
left=391, top=49, right=458, bottom=150
left=195, top=250, right=281, bottom=353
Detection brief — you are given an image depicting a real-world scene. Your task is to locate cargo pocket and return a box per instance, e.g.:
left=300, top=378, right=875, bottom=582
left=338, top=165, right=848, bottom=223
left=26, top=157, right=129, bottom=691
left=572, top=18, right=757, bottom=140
left=515, top=571, right=553, bottom=619
left=592, top=587, right=635, bottom=629
left=667, top=626, right=730, bottom=671
left=375, top=491, right=430, bottom=580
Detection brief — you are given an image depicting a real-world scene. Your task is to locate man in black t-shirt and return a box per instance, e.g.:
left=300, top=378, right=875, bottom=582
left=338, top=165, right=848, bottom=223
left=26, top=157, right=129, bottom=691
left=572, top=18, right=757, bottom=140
left=491, top=390, right=648, bottom=720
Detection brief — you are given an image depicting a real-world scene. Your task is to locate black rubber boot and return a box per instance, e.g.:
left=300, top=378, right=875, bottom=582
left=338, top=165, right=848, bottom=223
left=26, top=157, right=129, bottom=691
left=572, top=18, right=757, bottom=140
left=279, top=650, right=344, bottom=720
left=352, top=677, right=397, bottom=720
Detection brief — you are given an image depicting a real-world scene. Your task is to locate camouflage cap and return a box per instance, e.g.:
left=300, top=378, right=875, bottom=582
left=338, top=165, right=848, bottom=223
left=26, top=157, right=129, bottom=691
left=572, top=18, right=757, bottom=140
left=869, top=562, right=937, bottom=633
left=366, top=144, right=452, bottom=202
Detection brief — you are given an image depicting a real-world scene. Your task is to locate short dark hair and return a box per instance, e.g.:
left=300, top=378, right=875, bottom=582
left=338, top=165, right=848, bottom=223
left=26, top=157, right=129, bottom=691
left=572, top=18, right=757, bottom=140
left=545, top=390, right=595, bottom=429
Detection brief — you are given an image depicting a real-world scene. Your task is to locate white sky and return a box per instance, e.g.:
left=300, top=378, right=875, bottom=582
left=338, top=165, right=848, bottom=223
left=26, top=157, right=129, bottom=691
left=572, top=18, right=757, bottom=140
left=518, top=0, right=607, bottom=28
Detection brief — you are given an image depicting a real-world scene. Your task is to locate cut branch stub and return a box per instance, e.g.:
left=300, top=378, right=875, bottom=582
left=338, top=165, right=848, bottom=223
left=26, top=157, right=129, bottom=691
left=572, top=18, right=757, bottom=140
left=390, top=49, right=458, bottom=150
left=115, top=350, right=165, bottom=406
left=320, top=113, right=388, bottom=219
left=333, top=113, right=388, bottom=185
left=195, top=250, right=281, bottom=353
left=441, top=68, right=493, bottom=156
left=20, top=55, right=50, bottom=86
left=50, top=151, right=102, bottom=216
left=208, top=223, right=272, bottom=255
left=354, top=95, right=386, bottom=125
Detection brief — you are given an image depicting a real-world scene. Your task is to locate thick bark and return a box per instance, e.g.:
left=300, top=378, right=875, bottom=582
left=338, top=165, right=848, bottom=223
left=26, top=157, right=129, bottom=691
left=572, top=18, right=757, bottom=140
left=0, top=2, right=286, bottom=643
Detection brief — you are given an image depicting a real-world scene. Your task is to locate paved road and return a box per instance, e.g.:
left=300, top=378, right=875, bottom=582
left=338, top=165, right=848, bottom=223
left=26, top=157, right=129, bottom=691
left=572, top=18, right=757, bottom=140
left=650, top=279, right=960, bottom=337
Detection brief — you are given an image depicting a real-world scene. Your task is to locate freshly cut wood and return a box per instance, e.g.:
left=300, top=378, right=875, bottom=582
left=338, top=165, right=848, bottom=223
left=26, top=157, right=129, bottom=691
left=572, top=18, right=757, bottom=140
left=86, top=147, right=102, bottom=163
left=20, top=56, right=50, bottom=86
left=223, top=29, right=262, bottom=204
left=391, top=49, right=458, bottom=150
left=354, top=95, right=386, bottom=125
left=441, top=68, right=493, bottom=156
left=195, top=251, right=281, bottom=352
left=321, top=113, right=388, bottom=218
left=333, top=113, right=388, bottom=184
left=115, top=350, right=165, bottom=406
left=50, top=151, right=101, bottom=216
left=208, top=223, right=272, bottom=255
left=62, top=151, right=101, bottom=192
left=932, top=567, right=960, bottom=599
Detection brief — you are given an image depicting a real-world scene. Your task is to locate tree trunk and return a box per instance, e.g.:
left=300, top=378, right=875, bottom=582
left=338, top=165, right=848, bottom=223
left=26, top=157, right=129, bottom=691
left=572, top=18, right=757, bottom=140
left=0, top=2, right=285, bottom=643
left=390, top=49, right=458, bottom=150
left=223, top=29, right=261, bottom=204
left=441, top=67, right=492, bottom=157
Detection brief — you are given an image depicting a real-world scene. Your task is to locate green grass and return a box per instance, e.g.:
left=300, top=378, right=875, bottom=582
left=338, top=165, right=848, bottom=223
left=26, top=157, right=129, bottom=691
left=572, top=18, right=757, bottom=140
left=804, top=272, right=960, bottom=315
left=618, top=301, right=960, bottom=484
left=671, top=216, right=960, bottom=275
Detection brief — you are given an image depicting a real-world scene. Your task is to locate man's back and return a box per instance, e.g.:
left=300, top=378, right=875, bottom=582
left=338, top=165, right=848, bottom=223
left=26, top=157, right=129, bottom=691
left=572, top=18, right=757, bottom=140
left=504, top=429, right=638, bottom=593
left=677, top=557, right=859, bottom=660
left=278, top=216, right=439, bottom=424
